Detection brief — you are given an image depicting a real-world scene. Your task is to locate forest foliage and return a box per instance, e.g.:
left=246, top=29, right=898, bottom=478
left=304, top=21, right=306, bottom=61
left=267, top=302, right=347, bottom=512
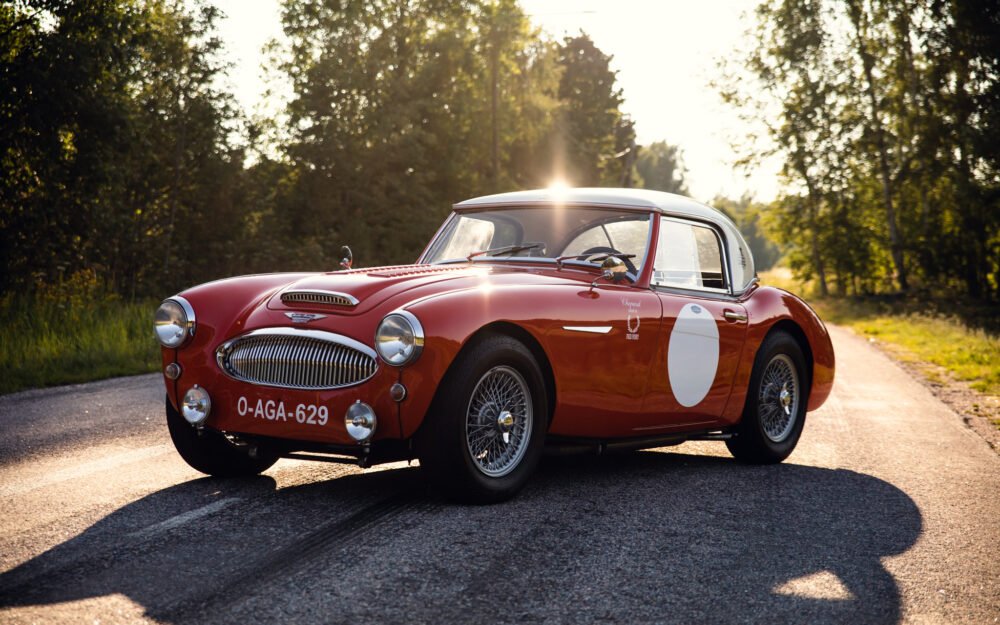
left=722, top=0, right=1000, bottom=300
left=2, top=0, right=997, bottom=305
left=1, top=0, right=680, bottom=298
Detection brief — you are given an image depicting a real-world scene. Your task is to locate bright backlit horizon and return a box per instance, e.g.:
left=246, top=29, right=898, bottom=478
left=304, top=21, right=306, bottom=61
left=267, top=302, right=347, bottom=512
left=210, top=0, right=780, bottom=204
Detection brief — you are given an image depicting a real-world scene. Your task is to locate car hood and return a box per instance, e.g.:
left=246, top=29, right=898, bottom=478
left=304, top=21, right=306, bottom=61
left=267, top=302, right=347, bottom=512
left=266, top=263, right=593, bottom=317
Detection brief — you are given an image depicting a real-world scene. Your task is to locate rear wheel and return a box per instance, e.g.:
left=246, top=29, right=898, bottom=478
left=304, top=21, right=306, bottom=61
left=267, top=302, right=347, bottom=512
left=727, top=331, right=809, bottom=464
left=166, top=396, right=278, bottom=476
left=417, top=334, right=547, bottom=503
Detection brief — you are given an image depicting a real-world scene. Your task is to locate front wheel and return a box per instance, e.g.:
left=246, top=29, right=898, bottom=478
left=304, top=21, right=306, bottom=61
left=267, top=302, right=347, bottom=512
left=166, top=396, right=279, bottom=477
left=727, top=331, right=809, bottom=464
left=417, top=335, right=548, bottom=504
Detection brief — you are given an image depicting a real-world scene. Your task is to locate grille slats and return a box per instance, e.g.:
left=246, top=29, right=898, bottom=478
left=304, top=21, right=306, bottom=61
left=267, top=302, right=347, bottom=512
left=335, top=345, right=345, bottom=387
left=217, top=330, right=378, bottom=390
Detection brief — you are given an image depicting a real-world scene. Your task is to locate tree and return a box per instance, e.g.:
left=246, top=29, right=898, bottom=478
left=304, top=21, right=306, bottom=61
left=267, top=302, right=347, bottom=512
left=267, top=1, right=632, bottom=268
left=0, top=0, right=243, bottom=297
left=634, top=141, right=688, bottom=195
left=552, top=33, right=631, bottom=186
left=713, top=195, right=782, bottom=272
left=721, top=0, right=1000, bottom=300
left=0, top=0, right=644, bottom=295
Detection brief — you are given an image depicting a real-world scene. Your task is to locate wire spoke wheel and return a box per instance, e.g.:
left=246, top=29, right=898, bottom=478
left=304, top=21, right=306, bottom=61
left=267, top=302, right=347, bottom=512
left=758, top=353, right=800, bottom=442
left=465, top=365, right=533, bottom=477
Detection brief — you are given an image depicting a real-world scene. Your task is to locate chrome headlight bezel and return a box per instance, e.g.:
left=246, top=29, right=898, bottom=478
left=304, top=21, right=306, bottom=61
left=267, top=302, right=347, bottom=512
left=375, top=310, right=424, bottom=366
left=155, top=296, right=196, bottom=348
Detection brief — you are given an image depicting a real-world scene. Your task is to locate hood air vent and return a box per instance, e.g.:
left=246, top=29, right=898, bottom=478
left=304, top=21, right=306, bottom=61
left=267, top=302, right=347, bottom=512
left=281, top=289, right=359, bottom=307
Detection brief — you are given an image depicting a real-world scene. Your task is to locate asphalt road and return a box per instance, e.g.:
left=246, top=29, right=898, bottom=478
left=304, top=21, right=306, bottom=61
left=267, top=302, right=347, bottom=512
left=0, top=326, right=997, bottom=624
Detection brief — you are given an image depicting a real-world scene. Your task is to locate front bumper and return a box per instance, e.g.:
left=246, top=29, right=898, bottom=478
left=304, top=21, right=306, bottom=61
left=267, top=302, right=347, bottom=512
left=166, top=363, right=403, bottom=447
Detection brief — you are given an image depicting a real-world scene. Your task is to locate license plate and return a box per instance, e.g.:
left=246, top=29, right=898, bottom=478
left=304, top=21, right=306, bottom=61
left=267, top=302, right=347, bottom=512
left=236, top=396, right=330, bottom=426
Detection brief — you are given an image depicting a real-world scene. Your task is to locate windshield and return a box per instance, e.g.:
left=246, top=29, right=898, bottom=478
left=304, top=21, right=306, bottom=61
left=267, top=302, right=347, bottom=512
left=422, top=207, right=652, bottom=272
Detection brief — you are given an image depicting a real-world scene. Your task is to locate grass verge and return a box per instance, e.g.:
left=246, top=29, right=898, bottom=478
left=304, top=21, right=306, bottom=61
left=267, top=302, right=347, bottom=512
left=759, top=268, right=1000, bottom=399
left=0, top=295, right=160, bottom=395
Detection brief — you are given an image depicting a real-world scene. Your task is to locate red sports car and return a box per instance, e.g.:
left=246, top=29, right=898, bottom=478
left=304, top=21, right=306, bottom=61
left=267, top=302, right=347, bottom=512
left=155, top=188, right=834, bottom=502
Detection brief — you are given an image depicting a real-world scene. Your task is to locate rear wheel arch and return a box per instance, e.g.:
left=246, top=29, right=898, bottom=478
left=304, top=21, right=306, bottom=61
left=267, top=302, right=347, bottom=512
left=728, top=329, right=809, bottom=463
left=766, top=319, right=814, bottom=397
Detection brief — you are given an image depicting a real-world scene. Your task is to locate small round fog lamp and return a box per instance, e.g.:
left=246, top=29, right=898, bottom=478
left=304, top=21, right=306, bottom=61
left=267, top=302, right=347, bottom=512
left=389, top=382, right=407, bottom=402
left=164, top=362, right=182, bottom=380
left=182, top=385, right=211, bottom=426
left=345, top=401, right=377, bottom=442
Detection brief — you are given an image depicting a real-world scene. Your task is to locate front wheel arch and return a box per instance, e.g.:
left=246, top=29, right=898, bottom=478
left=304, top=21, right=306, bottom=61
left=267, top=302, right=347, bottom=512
left=434, top=321, right=557, bottom=429
left=415, top=333, right=549, bottom=502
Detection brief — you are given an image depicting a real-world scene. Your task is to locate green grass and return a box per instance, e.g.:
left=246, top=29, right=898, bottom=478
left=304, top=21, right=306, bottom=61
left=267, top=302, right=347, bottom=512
left=0, top=295, right=160, bottom=395
left=760, top=268, right=1000, bottom=396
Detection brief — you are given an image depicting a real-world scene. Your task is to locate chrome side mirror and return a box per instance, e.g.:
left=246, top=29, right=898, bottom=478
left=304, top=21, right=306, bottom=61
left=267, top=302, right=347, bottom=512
left=339, top=246, right=353, bottom=270
left=590, top=256, right=628, bottom=289
left=600, top=256, right=628, bottom=282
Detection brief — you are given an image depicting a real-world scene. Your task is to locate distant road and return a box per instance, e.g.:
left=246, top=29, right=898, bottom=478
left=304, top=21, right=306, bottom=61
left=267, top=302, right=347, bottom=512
left=0, top=326, right=997, bottom=624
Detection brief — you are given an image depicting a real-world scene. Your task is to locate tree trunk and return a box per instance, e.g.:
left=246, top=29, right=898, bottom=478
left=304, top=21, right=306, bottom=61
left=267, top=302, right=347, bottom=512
left=489, top=32, right=499, bottom=189
left=847, top=0, right=908, bottom=292
left=804, top=179, right=829, bottom=296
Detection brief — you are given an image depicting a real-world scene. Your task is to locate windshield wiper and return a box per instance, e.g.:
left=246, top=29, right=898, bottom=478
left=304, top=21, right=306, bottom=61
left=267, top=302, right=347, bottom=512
left=467, top=243, right=543, bottom=262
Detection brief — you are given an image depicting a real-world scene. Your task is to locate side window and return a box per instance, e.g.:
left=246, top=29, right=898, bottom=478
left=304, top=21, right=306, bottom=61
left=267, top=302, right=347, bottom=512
left=652, top=218, right=727, bottom=291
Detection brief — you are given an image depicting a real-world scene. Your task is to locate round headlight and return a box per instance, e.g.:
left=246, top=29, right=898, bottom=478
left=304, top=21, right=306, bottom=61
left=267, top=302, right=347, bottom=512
left=155, top=297, right=195, bottom=348
left=181, top=385, right=211, bottom=426
left=375, top=311, right=424, bottom=366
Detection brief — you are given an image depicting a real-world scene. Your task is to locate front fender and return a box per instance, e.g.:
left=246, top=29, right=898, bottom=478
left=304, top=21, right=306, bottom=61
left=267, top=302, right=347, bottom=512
left=393, top=284, right=551, bottom=439
left=160, top=273, right=314, bottom=410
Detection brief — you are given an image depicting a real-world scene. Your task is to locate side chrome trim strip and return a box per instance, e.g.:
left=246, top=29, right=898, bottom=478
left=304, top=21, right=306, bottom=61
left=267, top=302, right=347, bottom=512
left=562, top=326, right=613, bottom=334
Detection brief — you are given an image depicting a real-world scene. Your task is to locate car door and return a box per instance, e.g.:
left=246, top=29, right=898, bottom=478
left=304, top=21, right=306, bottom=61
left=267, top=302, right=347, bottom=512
left=543, top=215, right=665, bottom=439
left=636, top=216, right=749, bottom=433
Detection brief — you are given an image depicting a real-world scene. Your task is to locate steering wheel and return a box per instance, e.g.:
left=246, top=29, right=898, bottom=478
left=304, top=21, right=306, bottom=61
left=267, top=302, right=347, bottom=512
left=578, top=246, right=638, bottom=274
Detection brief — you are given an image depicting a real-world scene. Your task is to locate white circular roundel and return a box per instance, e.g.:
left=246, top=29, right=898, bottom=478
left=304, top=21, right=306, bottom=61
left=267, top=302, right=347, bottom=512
left=667, top=303, right=720, bottom=407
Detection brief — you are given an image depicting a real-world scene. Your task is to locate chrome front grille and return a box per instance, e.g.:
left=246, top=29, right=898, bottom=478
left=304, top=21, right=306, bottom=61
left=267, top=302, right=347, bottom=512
left=216, top=328, right=378, bottom=390
left=281, top=290, right=358, bottom=307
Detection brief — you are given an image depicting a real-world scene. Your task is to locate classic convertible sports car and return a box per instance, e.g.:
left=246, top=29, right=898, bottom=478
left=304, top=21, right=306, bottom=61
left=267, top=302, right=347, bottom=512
left=155, top=188, right=834, bottom=502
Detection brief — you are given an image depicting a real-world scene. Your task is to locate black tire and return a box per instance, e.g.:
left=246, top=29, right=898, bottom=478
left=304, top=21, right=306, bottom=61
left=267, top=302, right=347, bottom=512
left=166, top=396, right=279, bottom=477
left=417, top=334, right=548, bottom=504
left=726, top=331, right=809, bottom=464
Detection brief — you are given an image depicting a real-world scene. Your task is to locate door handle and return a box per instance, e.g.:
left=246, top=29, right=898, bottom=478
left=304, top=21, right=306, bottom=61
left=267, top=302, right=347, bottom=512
left=723, top=310, right=748, bottom=322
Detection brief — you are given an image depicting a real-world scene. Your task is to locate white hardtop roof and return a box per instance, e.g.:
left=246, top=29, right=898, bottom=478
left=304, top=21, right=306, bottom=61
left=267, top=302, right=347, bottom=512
left=453, top=187, right=758, bottom=293
left=454, top=187, right=733, bottom=226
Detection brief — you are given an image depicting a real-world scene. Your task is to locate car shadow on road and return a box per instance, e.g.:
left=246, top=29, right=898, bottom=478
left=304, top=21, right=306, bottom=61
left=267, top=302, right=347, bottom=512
left=0, top=451, right=921, bottom=624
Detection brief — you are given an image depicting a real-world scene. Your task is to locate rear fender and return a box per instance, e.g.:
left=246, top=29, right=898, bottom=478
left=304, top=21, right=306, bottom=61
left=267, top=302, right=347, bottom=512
left=721, top=286, right=835, bottom=420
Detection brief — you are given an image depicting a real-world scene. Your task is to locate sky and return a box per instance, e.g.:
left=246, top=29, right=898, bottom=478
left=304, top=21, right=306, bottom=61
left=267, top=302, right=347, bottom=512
left=210, top=0, right=781, bottom=203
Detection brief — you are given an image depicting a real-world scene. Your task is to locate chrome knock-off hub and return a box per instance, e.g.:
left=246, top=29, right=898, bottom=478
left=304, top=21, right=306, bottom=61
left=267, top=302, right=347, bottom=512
left=497, top=410, right=514, bottom=443
left=779, top=386, right=792, bottom=413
